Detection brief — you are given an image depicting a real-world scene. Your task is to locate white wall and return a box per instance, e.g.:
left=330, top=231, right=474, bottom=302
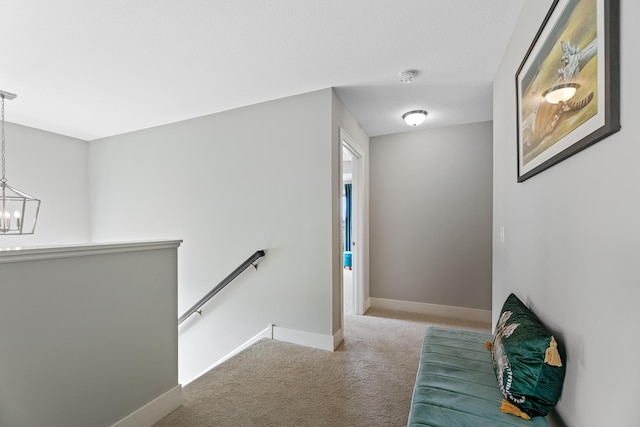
left=89, top=89, right=344, bottom=383
left=0, top=123, right=89, bottom=247
left=370, top=122, right=493, bottom=310
left=0, top=241, right=181, bottom=427
left=494, top=1, right=638, bottom=426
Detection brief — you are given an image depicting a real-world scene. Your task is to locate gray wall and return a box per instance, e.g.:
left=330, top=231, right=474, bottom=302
left=493, top=1, right=639, bottom=426
left=0, top=242, right=180, bottom=427
left=370, top=121, right=493, bottom=310
left=89, top=89, right=366, bottom=382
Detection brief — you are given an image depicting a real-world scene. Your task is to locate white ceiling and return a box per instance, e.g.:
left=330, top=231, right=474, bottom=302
left=1, top=0, right=524, bottom=141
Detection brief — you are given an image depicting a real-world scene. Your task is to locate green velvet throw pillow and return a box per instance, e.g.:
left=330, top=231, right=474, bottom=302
left=491, top=293, right=566, bottom=418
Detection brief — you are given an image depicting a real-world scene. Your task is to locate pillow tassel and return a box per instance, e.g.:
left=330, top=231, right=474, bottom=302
left=500, top=400, right=531, bottom=420
left=485, top=341, right=492, bottom=351
left=544, top=336, right=563, bottom=367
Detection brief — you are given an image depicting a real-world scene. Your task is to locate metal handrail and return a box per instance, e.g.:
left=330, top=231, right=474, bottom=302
left=178, top=250, right=266, bottom=325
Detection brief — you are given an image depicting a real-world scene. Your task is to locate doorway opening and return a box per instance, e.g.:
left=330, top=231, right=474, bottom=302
left=342, top=146, right=354, bottom=314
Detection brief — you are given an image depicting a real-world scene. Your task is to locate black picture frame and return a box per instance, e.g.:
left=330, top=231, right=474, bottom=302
left=516, top=0, right=620, bottom=182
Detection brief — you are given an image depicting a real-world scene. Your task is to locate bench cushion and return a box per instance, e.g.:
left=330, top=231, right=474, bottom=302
left=407, top=326, right=548, bottom=427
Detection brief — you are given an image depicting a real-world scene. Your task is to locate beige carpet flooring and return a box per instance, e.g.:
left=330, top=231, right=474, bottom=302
left=154, top=308, right=490, bottom=427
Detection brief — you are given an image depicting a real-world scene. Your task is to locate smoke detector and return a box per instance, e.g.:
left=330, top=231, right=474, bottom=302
left=398, top=70, right=417, bottom=84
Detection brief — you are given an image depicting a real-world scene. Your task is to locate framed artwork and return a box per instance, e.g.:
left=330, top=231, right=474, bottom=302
left=516, top=0, right=620, bottom=182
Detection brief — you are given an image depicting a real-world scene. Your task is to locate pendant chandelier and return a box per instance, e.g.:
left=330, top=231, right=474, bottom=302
left=0, top=90, right=40, bottom=235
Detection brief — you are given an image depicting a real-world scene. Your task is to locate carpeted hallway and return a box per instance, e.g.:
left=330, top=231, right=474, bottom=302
left=154, top=308, right=490, bottom=427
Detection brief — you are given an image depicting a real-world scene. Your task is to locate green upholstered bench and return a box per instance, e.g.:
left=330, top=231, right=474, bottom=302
left=407, top=326, right=549, bottom=426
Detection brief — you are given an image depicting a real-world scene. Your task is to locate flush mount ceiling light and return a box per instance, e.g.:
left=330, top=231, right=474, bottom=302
left=0, top=90, right=40, bottom=235
left=402, top=110, right=428, bottom=127
left=398, top=70, right=417, bottom=84
left=542, top=83, right=580, bottom=104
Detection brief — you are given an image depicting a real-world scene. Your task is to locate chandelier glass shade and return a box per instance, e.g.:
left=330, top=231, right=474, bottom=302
left=0, top=91, right=40, bottom=235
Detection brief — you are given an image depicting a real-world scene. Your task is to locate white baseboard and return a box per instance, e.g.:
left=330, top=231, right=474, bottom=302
left=364, top=297, right=371, bottom=313
left=111, top=384, right=182, bottom=427
left=272, top=326, right=334, bottom=351
left=184, top=325, right=336, bottom=387
left=370, top=297, right=491, bottom=324
left=183, top=325, right=273, bottom=386
left=333, top=327, right=344, bottom=350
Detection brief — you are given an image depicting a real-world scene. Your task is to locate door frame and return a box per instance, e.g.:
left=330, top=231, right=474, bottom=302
left=340, top=128, right=365, bottom=315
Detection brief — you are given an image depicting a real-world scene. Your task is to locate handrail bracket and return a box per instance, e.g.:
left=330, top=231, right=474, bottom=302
left=178, top=249, right=266, bottom=325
